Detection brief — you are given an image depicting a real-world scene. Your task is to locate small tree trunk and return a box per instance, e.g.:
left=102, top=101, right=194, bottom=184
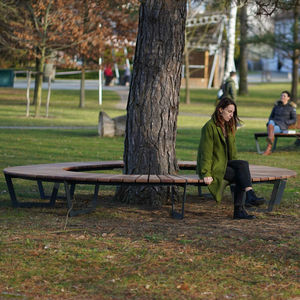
left=33, top=55, right=40, bottom=105
left=291, top=4, right=299, bottom=104
left=80, top=58, right=85, bottom=108
left=238, top=4, right=248, bottom=95
left=35, top=49, right=45, bottom=117
left=45, top=75, right=52, bottom=117
left=116, top=0, right=186, bottom=207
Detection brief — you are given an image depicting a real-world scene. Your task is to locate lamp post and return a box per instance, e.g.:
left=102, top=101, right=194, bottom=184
left=98, top=23, right=103, bottom=105
left=98, top=57, right=102, bottom=105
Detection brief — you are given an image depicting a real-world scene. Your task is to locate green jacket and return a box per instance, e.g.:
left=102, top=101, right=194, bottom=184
left=196, top=117, right=237, bottom=203
left=223, top=78, right=236, bottom=101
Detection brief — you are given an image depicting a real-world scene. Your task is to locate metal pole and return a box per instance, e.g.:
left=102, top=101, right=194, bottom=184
left=99, top=58, right=102, bottom=105
left=114, top=63, right=120, bottom=85
left=26, top=71, right=31, bottom=117
left=46, top=75, right=52, bottom=117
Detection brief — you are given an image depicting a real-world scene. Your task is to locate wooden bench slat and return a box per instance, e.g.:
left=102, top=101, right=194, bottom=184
left=178, top=174, right=203, bottom=184
left=157, top=175, right=174, bottom=183
left=135, top=175, right=149, bottom=183
left=119, top=175, right=141, bottom=183
left=167, top=175, right=187, bottom=184
left=148, top=175, right=161, bottom=183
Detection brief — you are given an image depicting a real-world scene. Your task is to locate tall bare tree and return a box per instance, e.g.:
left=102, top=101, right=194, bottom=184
left=224, top=0, right=237, bottom=79
left=291, top=2, right=299, bottom=102
left=238, top=4, right=248, bottom=95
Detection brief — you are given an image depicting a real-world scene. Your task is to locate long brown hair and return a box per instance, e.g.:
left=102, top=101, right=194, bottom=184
left=213, top=97, right=241, bottom=134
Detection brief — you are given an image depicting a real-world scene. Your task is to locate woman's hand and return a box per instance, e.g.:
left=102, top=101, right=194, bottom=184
left=204, top=176, right=213, bottom=185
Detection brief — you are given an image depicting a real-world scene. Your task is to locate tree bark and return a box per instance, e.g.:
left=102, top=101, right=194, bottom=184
left=34, top=48, right=45, bottom=117
left=116, top=0, right=186, bottom=207
left=33, top=55, right=40, bottom=106
left=291, top=3, right=299, bottom=104
left=224, top=0, right=237, bottom=79
left=238, top=4, right=248, bottom=95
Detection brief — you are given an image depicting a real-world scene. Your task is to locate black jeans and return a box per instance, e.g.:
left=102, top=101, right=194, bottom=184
left=224, top=160, right=252, bottom=207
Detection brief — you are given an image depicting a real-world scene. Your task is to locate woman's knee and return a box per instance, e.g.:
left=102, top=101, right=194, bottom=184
left=268, top=120, right=276, bottom=127
left=235, top=160, right=249, bottom=169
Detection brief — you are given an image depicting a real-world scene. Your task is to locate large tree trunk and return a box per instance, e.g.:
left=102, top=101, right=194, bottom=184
left=291, top=3, right=299, bottom=104
left=238, top=4, right=248, bottom=95
left=116, top=0, right=186, bottom=207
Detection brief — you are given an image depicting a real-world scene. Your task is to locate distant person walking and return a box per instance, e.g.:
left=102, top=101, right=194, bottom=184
left=263, top=91, right=297, bottom=155
left=223, top=71, right=237, bottom=101
left=104, top=65, right=114, bottom=86
left=123, top=64, right=131, bottom=86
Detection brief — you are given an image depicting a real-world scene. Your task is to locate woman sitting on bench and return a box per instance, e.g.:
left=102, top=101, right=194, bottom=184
left=197, top=97, right=265, bottom=220
left=263, top=91, right=297, bottom=155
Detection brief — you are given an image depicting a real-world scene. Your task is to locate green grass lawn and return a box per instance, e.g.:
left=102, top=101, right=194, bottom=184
left=0, top=84, right=299, bottom=299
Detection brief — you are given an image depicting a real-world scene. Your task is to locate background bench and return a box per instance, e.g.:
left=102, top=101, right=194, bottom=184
left=254, top=114, right=300, bottom=154
left=3, top=161, right=297, bottom=219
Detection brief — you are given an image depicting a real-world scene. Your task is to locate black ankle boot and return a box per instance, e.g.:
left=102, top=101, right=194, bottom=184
left=233, top=207, right=256, bottom=220
left=245, top=190, right=265, bottom=208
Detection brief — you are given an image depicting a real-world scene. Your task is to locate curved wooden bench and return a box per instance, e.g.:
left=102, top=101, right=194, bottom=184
left=3, top=161, right=297, bottom=218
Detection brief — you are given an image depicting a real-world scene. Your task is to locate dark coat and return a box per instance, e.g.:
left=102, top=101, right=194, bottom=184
left=268, top=101, right=297, bottom=130
left=196, top=117, right=237, bottom=203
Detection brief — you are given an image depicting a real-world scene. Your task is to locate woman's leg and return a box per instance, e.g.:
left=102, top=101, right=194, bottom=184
left=263, top=120, right=281, bottom=155
left=224, top=162, right=254, bottom=219
left=225, top=160, right=265, bottom=216
left=226, top=160, right=252, bottom=192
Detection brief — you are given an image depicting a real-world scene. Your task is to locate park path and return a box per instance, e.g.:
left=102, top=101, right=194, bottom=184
left=0, top=84, right=266, bottom=130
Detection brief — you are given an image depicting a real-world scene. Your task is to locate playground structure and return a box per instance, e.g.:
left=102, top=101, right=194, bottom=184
left=183, top=13, right=227, bottom=89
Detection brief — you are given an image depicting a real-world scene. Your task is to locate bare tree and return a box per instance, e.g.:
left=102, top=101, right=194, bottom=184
left=224, top=0, right=237, bottom=79
left=238, top=4, right=248, bottom=95
left=291, top=2, right=299, bottom=103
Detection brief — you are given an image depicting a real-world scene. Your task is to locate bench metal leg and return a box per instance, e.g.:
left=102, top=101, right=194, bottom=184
left=37, top=180, right=46, bottom=199
left=93, top=184, right=99, bottom=208
left=198, top=185, right=213, bottom=198
left=64, top=181, right=98, bottom=217
left=248, top=179, right=287, bottom=213
left=198, top=185, right=202, bottom=196
left=5, top=174, right=57, bottom=208
left=49, top=182, right=60, bottom=206
left=70, top=183, right=76, bottom=199
left=267, top=179, right=286, bottom=212
left=171, top=183, right=187, bottom=220
left=255, top=137, right=263, bottom=154
left=5, top=174, right=18, bottom=207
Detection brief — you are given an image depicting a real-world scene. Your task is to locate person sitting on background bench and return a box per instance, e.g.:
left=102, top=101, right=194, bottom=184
left=263, top=91, right=297, bottom=156
left=197, top=97, right=265, bottom=220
